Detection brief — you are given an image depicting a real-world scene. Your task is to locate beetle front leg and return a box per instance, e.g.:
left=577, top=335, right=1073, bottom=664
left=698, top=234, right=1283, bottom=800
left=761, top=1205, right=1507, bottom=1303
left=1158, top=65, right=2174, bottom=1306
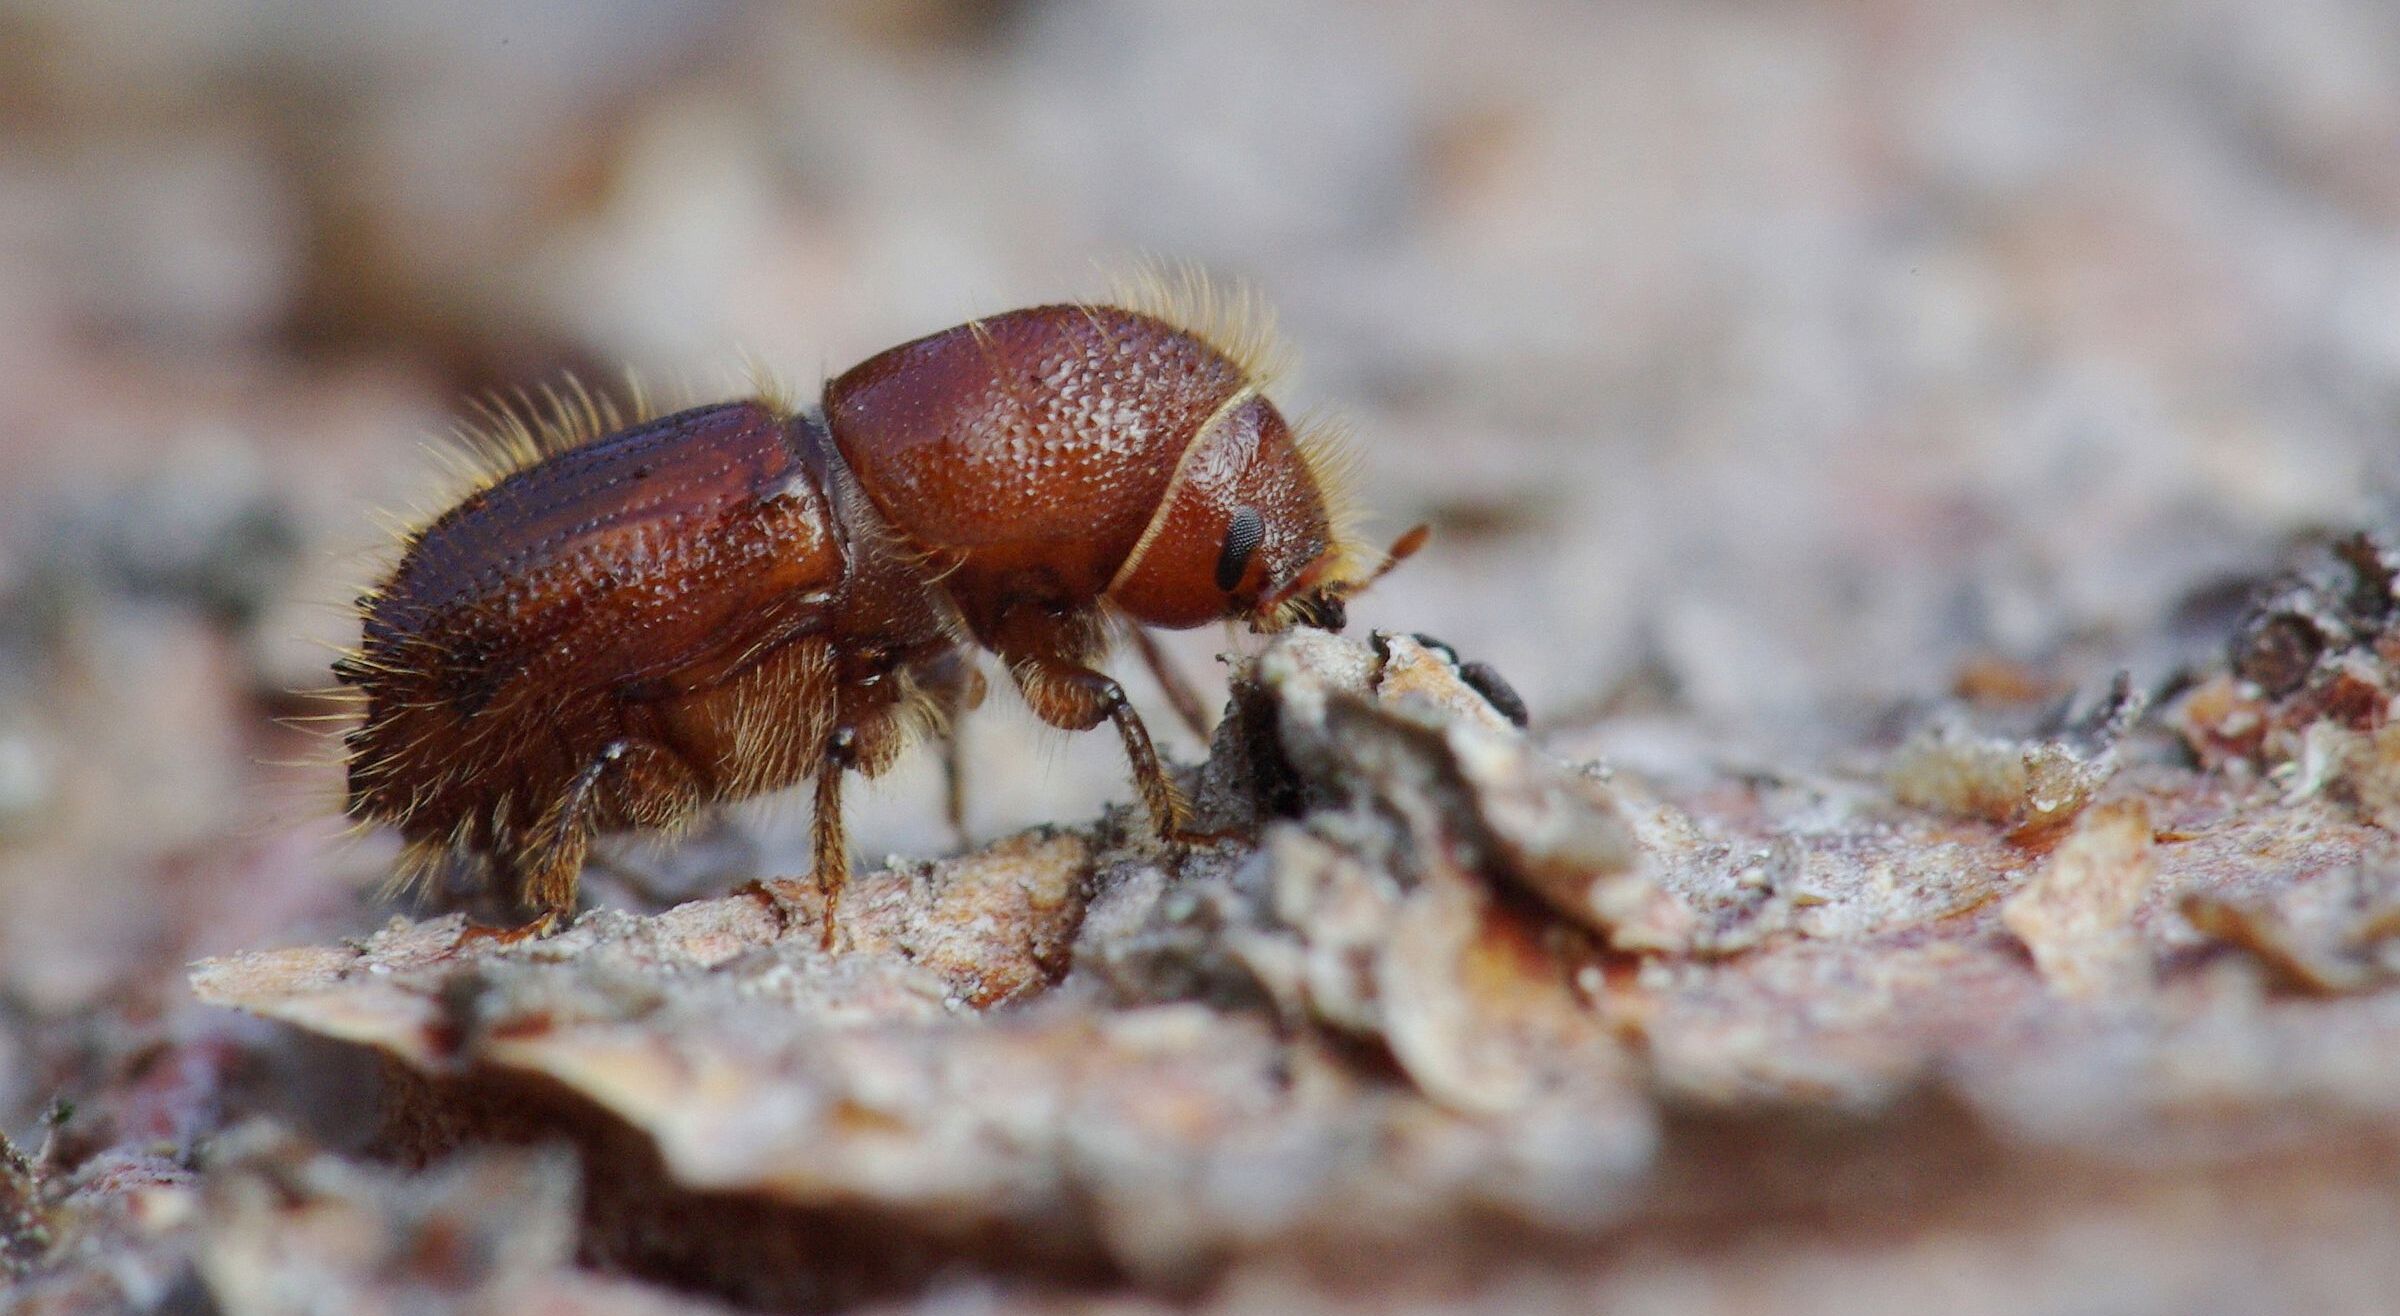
left=1012, top=657, right=1218, bottom=847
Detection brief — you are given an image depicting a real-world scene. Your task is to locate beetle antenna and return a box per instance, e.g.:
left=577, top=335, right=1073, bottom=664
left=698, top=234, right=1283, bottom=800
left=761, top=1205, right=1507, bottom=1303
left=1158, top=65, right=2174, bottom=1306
left=1327, top=523, right=1429, bottom=602
left=1347, top=524, right=1428, bottom=595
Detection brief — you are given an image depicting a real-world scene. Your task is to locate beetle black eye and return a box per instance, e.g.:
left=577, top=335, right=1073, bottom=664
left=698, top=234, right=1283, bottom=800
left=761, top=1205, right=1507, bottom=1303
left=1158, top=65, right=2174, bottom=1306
left=1217, top=505, right=1265, bottom=592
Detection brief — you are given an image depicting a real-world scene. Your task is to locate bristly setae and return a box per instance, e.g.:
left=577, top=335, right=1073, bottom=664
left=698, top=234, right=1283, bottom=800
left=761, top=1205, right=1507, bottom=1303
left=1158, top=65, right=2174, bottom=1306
left=331, top=276, right=1424, bottom=947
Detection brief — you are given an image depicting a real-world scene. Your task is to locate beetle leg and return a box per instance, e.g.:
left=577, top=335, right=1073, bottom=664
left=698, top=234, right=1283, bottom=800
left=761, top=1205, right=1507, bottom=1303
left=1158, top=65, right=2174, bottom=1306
left=741, top=727, right=857, bottom=949
left=463, top=740, right=629, bottom=947
left=505, top=736, right=718, bottom=927
left=915, top=649, right=986, bottom=849
left=1012, top=658, right=1220, bottom=847
left=943, top=723, right=970, bottom=848
left=812, top=728, right=857, bottom=950
left=452, top=908, right=558, bottom=950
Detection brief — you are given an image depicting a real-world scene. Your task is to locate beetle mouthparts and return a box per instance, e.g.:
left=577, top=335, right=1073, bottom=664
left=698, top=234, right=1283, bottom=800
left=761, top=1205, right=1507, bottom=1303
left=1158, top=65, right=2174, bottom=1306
left=1252, top=524, right=1426, bottom=633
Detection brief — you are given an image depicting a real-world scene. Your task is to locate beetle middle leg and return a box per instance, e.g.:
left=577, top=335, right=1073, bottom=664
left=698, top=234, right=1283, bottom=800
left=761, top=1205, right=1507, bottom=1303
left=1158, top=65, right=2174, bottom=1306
left=745, top=727, right=858, bottom=949
left=914, top=649, right=987, bottom=848
left=811, top=728, right=856, bottom=950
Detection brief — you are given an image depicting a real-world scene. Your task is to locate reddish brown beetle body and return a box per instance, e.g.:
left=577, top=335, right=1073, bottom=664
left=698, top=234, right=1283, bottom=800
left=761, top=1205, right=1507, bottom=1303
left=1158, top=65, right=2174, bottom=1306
left=338, top=293, right=1415, bottom=945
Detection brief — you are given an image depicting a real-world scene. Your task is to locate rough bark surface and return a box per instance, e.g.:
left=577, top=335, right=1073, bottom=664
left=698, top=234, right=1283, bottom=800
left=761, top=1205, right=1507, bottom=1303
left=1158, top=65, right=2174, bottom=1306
left=169, top=629, right=2400, bottom=1313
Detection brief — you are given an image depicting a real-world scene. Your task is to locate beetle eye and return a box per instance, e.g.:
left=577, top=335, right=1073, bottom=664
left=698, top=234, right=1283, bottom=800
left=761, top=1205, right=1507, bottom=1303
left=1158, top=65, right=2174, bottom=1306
left=1216, top=505, right=1266, bottom=592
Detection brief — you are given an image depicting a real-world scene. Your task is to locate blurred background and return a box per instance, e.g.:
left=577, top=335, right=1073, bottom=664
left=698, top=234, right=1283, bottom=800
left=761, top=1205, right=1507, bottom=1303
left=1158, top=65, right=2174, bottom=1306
left=3, top=0, right=2399, bottom=1151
